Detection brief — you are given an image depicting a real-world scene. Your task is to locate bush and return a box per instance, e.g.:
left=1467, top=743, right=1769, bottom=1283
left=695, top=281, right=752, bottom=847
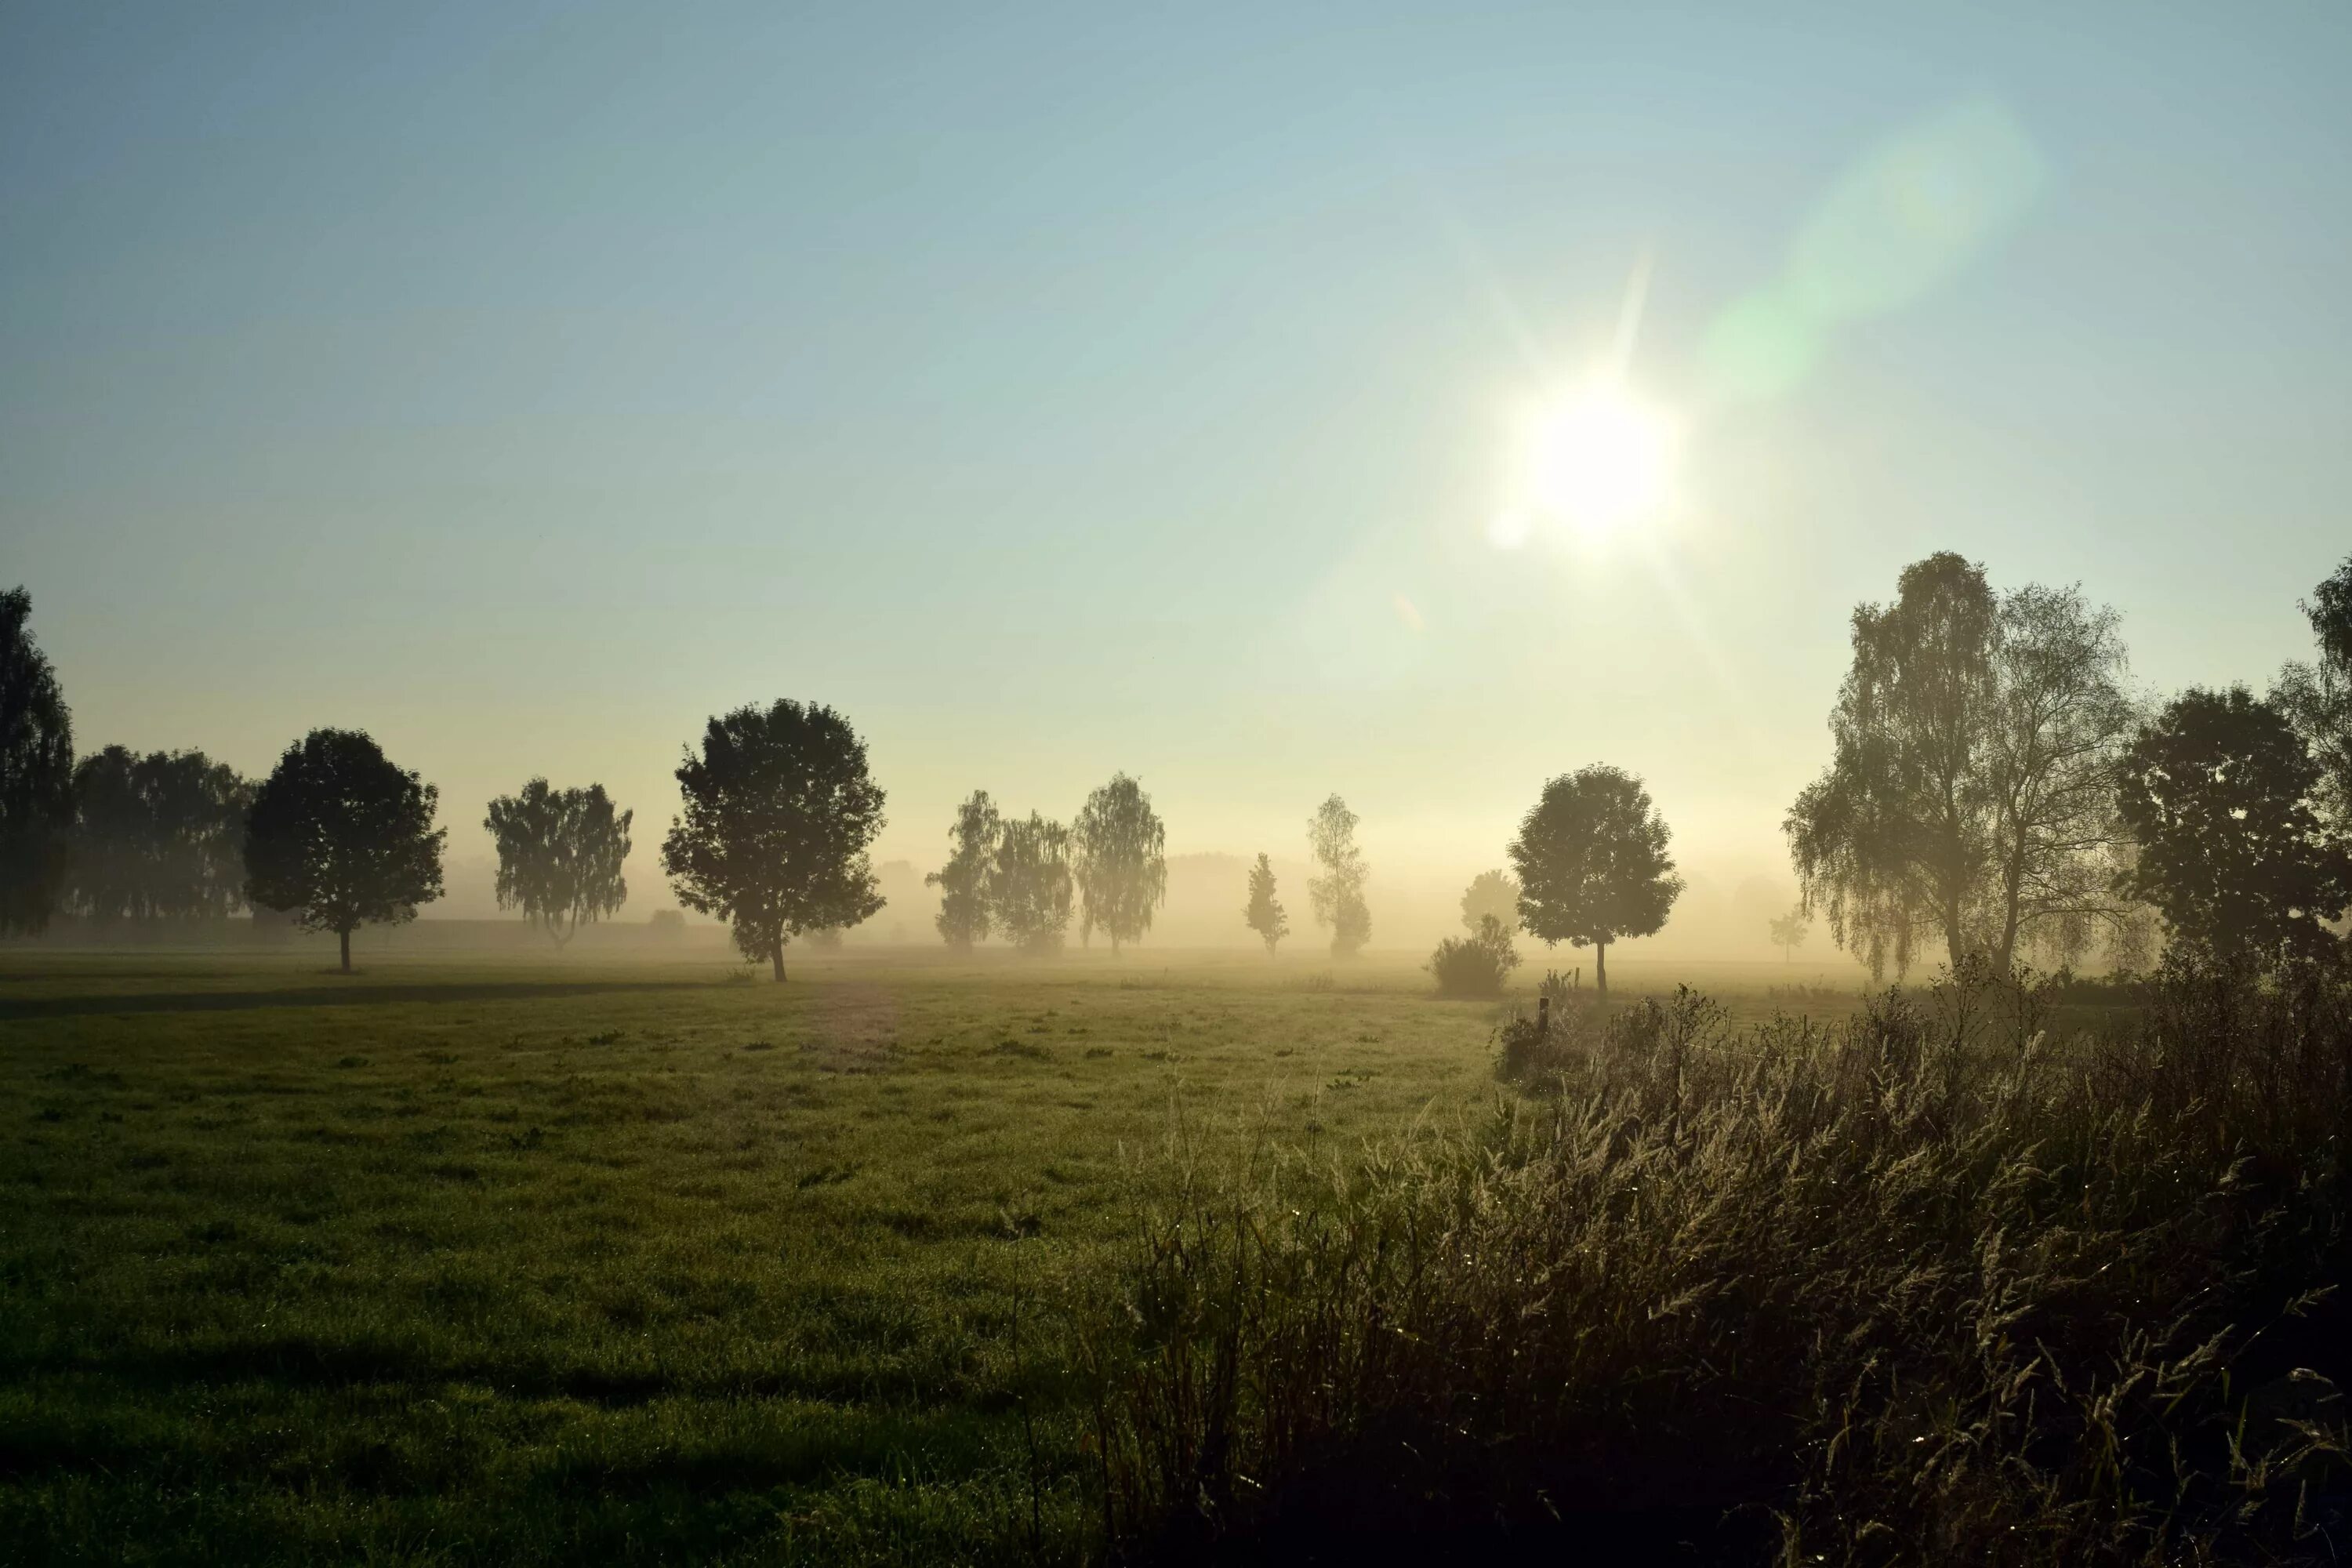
left=1082, top=958, right=2352, bottom=1564
left=1428, top=915, right=1520, bottom=998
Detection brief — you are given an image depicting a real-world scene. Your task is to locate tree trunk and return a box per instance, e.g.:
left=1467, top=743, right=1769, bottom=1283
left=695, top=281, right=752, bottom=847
left=1594, top=939, right=1609, bottom=996
left=770, top=942, right=786, bottom=983
left=339, top=927, right=352, bottom=974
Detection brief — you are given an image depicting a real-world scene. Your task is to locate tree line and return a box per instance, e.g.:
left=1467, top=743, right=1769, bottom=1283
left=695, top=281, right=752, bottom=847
left=5, top=550, right=2347, bottom=982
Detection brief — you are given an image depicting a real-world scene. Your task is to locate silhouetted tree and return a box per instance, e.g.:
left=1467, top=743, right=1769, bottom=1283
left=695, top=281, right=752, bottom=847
left=661, top=700, right=886, bottom=982
left=1460, top=868, right=1521, bottom=934
left=1509, top=764, right=1682, bottom=996
left=0, top=587, right=74, bottom=936
left=1243, top=852, right=1287, bottom=955
left=2276, top=554, right=2352, bottom=833
left=1073, top=772, right=1167, bottom=953
left=989, top=811, right=1073, bottom=953
left=926, top=790, right=1000, bottom=950
left=1786, top=554, right=2133, bottom=979
left=67, top=746, right=252, bottom=923
left=484, top=779, right=633, bottom=946
left=2116, top=686, right=2352, bottom=965
left=1307, top=794, right=1370, bottom=958
left=244, top=729, right=446, bottom=972
left=1768, top=907, right=1809, bottom=964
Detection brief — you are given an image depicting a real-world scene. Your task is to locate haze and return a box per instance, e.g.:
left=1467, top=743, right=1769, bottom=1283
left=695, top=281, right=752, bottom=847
left=8, top=2, right=2347, bottom=957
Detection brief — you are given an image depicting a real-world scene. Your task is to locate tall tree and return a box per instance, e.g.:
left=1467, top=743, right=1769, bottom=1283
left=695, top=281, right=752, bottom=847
left=1459, top=869, right=1521, bottom=934
left=1509, top=764, right=1682, bottom=996
left=1073, top=772, right=1167, bottom=953
left=661, top=700, right=887, bottom=982
left=988, top=811, right=1073, bottom=953
left=1307, top=793, right=1370, bottom=957
left=484, top=779, right=633, bottom=946
left=0, top=587, right=75, bottom=936
left=2116, top=686, right=2352, bottom=965
left=925, top=790, right=1000, bottom=950
left=1768, top=907, right=1809, bottom=964
left=1786, top=554, right=2133, bottom=979
left=2275, top=554, right=2352, bottom=833
left=1243, top=852, right=1287, bottom=955
left=245, top=729, right=445, bottom=972
left=67, top=746, right=252, bottom=923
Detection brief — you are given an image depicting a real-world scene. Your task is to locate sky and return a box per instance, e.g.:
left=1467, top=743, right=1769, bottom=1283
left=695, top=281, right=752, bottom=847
left=5, top=2, right=2348, bottom=946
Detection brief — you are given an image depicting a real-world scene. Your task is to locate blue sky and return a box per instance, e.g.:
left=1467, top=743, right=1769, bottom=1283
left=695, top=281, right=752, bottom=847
left=5, top=2, right=2347, bottom=933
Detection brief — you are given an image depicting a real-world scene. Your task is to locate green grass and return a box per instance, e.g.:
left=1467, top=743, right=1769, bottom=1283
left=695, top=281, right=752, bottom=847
left=2, top=946, right=1815, bottom=1564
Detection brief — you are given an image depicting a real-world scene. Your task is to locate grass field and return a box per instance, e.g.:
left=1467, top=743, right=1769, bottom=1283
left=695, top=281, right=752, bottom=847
left=0, top=944, right=1860, bottom=1565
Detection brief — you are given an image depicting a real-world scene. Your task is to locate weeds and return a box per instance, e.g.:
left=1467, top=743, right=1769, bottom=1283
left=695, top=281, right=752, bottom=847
left=1081, top=956, right=2352, bottom=1564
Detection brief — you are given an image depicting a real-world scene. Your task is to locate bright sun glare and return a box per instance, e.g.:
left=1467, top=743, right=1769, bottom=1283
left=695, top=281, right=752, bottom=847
left=1499, top=380, right=1677, bottom=544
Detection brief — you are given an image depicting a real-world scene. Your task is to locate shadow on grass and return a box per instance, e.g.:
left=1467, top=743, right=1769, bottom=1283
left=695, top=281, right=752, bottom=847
left=0, top=979, right=722, bottom=1022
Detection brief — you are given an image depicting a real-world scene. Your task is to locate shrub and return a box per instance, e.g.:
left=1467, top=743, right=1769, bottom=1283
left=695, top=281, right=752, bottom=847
left=1428, top=915, right=1520, bottom=998
left=1081, top=957, right=2352, bottom=1564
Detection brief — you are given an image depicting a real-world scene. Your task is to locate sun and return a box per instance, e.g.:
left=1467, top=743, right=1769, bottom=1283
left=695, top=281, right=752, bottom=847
left=1507, top=379, right=1677, bottom=539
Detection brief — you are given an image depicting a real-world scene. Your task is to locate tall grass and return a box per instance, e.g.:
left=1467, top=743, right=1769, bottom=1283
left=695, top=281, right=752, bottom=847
left=1081, top=958, right=2352, bottom=1564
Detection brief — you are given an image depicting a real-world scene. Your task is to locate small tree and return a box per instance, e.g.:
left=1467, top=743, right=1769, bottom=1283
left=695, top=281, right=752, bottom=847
left=245, top=729, right=446, bottom=972
left=2275, top=553, right=2352, bottom=833
left=660, top=700, right=887, bottom=982
left=1429, top=914, right=1520, bottom=997
left=1307, top=793, right=1370, bottom=958
left=1073, top=772, right=1167, bottom=953
left=1768, top=907, right=1810, bottom=964
left=925, top=790, right=1001, bottom=950
left=1243, top=852, right=1287, bottom=954
left=67, top=746, right=252, bottom=923
left=484, top=779, right=633, bottom=946
left=1508, top=764, right=1683, bottom=996
left=989, top=811, right=1073, bottom=953
left=0, top=587, right=75, bottom=936
left=2116, top=686, right=2352, bottom=966
left=1460, top=869, right=1521, bottom=934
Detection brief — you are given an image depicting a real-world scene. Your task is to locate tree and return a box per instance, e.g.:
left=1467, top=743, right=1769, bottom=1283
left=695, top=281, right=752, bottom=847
left=245, top=729, right=446, bottom=972
left=925, top=790, right=1000, bottom=950
left=661, top=700, right=887, bottom=982
left=1460, top=869, right=1521, bottom=934
left=1768, top=907, right=1809, bottom=964
left=0, top=587, right=75, bottom=936
left=2115, top=686, right=2352, bottom=966
left=67, top=746, right=252, bottom=923
left=988, top=811, right=1073, bottom=953
left=2275, top=554, right=2352, bottom=833
left=1243, top=852, right=1287, bottom=954
left=1428, top=915, right=1520, bottom=998
left=1073, top=772, right=1167, bottom=953
left=1508, top=764, right=1682, bottom=996
left=484, top=779, right=633, bottom=946
left=1307, top=793, right=1370, bottom=957
left=1786, top=554, right=2134, bottom=980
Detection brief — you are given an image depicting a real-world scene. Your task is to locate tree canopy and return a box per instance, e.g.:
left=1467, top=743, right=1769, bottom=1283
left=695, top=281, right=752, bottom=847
left=1786, top=553, right=2133, bottom=979
left=1509, top=764, right=1682, bottom=995
left=988, top=811, right=1073, bottom=953
left=485, top=779, right=633, bottom=946
left=67, top=746, right=252, bottom=923
left=1459, top=869, right=1521, bottom=934
left=1073, top=772, right=1167, bottom=953
left=926, top=790, right=1000, bottom=950
left=0, top=587, right=74, bottom=936
left=1307, top=794, right=1370, bottom=958
left=244, top=729, right=446, bottom=971
left=1243, top=852, right=1287, bottom=954
left=2116, top=686, right=2352, bottom=965
left=661, top=700, right=886, bottom=982
left=1768, top=907, right=1809, bottom=963
left=2275, top=553, right=2352, bottom=834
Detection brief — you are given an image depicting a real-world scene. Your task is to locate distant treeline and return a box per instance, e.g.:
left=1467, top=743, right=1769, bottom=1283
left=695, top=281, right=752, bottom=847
left=2, top=550, right=2347, bottom=980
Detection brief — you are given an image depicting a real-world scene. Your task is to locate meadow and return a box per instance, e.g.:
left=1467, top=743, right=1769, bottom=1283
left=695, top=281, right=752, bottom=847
left=0, top=942, right=1841, bottom=1565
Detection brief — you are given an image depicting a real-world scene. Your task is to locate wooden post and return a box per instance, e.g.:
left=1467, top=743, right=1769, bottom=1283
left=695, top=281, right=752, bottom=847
left=1537, top=996, right=1550, bottom=1036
